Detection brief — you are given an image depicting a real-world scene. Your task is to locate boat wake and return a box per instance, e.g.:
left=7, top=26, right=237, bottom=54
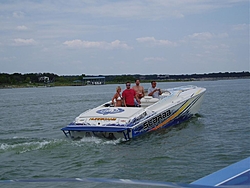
left=0, top=135, right=126, bottom=155
left=72, top=136, right=124, bottom=146
left=0, top=137, right=65, bottom=154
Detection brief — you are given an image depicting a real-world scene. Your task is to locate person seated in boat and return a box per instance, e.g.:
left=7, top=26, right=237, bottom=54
left=148, top=81, right=162, bottom=98
left=122, top=82, right=140, bottom=107
left=112, top=86, right=123, bottom=107
left=132, top=79, right=145, bottom=99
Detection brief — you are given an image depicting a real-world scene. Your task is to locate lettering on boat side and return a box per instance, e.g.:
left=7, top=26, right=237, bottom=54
left=90, top=117, right=117, bottom=121
left=143, top=110, right=171, bottom=130
left=96, top=108, right=124, bottom=115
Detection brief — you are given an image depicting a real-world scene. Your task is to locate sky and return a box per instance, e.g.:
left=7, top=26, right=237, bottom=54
left=0, top=0, right=249, bottom=75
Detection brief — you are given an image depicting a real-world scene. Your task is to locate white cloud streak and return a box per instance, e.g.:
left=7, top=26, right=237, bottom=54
left=63, top=39, right=132, bottom=50
left=188, top=32, right=229, bottom=40
left=232, top=24, right=248, bottom=31
left=16, top=25, right=28, bottom=30
left=12, top=11, right=25, bottom=18
left=13, top=38, right=36, bottom=46
left=136, top=37, right=177, bottom=46
left=144, top=57, right=166, bottom=62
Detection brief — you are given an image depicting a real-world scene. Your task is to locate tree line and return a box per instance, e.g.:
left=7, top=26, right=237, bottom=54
left=102, top=71, right=250, bottom=82
left=0, top=71, right=249, bottom=86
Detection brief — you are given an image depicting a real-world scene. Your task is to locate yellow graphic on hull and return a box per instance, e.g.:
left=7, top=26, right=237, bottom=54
left=151, top=98, right=193, bottom=131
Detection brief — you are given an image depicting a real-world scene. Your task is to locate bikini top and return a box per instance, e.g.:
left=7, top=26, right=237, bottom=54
left=117, top=93, right=122, bottom=101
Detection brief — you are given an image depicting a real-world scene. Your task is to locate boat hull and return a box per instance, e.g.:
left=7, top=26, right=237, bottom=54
left=132, top=92, right=205, bottom=138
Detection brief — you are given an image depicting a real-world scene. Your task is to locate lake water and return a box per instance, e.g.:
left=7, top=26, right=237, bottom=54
left=0, top=79, right=249, bottom=187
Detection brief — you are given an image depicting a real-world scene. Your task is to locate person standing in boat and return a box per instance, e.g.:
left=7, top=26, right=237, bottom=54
left=148, top=81, right=162, bottom=98
left=132, top=79, right=145, bottom=99
left=112, top=86, right=123, bottom=107
left=122, top=82, right=140, bottom=107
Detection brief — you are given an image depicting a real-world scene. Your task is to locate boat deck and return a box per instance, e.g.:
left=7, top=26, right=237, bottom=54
left=191, top=157, right=250, bottom=186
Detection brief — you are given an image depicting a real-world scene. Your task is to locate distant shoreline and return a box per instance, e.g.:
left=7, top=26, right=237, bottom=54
left=1, top=76, right=249, bottom=89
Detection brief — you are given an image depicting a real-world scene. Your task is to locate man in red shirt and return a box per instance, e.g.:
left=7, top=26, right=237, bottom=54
left=122, top=82, right=140, bottom=107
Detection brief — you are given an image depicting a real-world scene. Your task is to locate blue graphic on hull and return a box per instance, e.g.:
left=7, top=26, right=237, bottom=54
left=96, top=108, right=124, bottom=115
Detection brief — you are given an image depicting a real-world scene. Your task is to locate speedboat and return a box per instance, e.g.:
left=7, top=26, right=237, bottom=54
left=61, top=85, right=206, bottom=141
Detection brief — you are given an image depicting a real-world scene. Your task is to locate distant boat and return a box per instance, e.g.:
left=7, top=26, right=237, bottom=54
left=61, top=85, right=206, bottom=141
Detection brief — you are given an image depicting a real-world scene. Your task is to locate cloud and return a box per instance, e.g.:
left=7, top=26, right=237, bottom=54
left=63, top=39, right=132, bottom=50
left=188, top=32, right=229, bottom=40
left=144, top=57, right=166, bottom=62
left=203, top=44, right=229, bottom=50
left=13, top=38, right=36, bottom=46
left=232, top=24, right=248, bottom=31
left=136, top=37, right=155, bottom=43
left=136, top=37, right=177, bottom=46
left=188, top=32, right=214, bottom=40
left=16, top=25, right=28, bottom=31
left=12, top=11, right=25, bottom=18
left=0, top=56, right=16, bottom=61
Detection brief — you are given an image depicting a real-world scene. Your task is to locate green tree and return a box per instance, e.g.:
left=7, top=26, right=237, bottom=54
left=25, top=77, right=31, bottom=83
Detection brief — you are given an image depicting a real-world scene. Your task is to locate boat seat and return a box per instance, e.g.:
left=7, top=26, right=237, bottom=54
left=140, top=96, right=159, bottom=108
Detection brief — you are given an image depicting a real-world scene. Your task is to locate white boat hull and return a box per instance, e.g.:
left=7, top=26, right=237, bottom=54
left=61, top=85, right=206, bottom=141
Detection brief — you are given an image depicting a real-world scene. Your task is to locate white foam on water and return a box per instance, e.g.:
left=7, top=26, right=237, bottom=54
left=0, top=139, right=63, bottom=154
left=70, top=136, right=124, bottom=147
left=0, top=143, right=10, bottom=150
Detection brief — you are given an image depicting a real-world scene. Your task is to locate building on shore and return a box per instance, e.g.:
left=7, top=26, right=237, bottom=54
left=82, top=76, right=105, bottom=85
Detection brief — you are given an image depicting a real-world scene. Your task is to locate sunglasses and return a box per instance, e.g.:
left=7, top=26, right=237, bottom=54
left=126, top=84, right=130, bottom=86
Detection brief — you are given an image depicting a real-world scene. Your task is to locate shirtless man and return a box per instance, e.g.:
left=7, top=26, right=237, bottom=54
left=132, top=79, right=145, bottom=99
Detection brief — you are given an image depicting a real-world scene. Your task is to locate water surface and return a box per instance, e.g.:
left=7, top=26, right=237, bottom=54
left=0, top=79, right=249, bottom=187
